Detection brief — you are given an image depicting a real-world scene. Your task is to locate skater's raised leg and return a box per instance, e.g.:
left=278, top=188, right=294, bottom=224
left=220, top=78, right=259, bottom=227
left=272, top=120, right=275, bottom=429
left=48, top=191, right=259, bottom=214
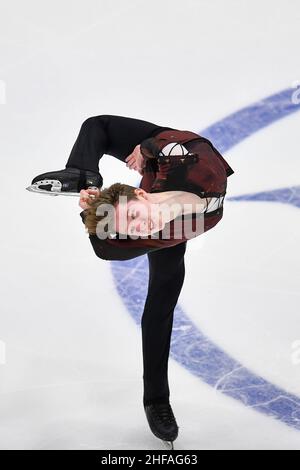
left=26, top=114, right=173, bottom=195
left=65, top=114, right=172, bottom=171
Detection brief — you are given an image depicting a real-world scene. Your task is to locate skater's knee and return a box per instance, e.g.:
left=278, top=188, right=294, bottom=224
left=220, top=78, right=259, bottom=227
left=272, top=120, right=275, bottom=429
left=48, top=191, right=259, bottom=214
left=82, top=114, right=109, bottom=124
left=80, top=115, right=108, bottom=129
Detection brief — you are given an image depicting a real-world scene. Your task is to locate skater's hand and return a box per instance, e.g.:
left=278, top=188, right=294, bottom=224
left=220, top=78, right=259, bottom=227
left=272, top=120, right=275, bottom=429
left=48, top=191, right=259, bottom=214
left=79, top=188, right=100, bottom=210
left=125, top=144, right=146, bottom=175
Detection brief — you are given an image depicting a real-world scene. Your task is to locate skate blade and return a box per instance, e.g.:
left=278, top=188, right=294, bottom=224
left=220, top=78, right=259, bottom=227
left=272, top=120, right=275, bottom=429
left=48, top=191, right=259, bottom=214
left=26, top=185, right=80, bottom=197
left=162, top=440, right=174, bottom=450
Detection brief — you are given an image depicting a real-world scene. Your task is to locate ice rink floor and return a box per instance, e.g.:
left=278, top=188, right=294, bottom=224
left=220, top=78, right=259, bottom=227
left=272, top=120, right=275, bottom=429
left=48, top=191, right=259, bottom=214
left=0, top=0, right=300, bottom=450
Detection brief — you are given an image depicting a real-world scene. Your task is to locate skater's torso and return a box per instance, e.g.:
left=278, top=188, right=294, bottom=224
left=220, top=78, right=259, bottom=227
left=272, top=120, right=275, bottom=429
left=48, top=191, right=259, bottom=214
left=81, top=127, right=234, bottom=260
left=139, top=128, right=233, bottom=198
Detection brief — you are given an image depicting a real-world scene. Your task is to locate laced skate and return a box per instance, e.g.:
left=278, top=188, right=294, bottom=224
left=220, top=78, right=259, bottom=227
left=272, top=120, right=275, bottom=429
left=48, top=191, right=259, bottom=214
left=26, top=167, right=103, bottom=197
left=144, top=402, right=179, bottom=450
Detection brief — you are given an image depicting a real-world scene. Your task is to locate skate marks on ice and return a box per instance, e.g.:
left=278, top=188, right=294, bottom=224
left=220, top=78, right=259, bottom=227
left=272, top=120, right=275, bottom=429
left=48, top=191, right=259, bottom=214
left=112, top=87, right=300, bottom=431
left=114, top=257, right=300, bottom=432
left=200, top=87, right=300, bottom=154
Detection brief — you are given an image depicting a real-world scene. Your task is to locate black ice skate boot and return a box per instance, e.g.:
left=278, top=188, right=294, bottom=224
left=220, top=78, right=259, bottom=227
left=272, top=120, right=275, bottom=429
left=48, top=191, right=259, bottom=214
left=144, top=402, right=179, bottom=450
left=26, top=167, right=103, bottom=197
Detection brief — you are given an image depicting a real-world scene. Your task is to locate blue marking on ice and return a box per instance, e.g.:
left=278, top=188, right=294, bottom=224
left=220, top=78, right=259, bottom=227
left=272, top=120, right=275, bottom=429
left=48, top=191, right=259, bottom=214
left=200, top=87, right=300, bottom=153
left=228, top=186, right=300, bottom=210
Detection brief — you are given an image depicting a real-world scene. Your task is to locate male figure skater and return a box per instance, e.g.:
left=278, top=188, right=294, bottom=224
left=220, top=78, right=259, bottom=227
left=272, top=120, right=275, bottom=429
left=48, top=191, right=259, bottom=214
left=27, top=114, right=234, bottom=448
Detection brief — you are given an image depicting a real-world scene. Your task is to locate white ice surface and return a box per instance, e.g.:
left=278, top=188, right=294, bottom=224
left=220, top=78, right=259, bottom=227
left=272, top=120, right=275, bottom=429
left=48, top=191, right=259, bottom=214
left=0, top=0, right=300, bottom=450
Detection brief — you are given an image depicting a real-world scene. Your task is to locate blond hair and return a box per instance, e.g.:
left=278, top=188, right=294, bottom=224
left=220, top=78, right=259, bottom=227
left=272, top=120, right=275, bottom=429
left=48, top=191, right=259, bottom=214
left=83, top=182, right=138, bottom=236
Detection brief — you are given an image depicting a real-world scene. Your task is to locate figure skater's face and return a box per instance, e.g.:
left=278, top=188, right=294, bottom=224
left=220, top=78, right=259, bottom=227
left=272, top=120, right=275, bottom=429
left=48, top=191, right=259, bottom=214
left=114, top=190, right=165, bottom=236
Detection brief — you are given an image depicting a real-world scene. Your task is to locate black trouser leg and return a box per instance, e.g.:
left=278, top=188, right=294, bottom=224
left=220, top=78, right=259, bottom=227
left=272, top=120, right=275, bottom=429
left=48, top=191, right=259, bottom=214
left=65, top=114, right=179, bottom=403
left=142, top=241, right=187, bottom=406
left=65, top=114, right=173, bottom=172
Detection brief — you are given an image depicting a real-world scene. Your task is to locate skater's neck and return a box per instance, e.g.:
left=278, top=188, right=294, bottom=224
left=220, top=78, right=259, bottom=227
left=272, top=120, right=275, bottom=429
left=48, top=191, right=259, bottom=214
left=146, top=190, right=210, bottom=217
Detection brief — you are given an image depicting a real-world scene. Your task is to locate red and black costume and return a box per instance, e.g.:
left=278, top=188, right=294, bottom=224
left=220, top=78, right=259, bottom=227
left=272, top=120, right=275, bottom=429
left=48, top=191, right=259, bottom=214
left=67, top=115, right=234, bottom=406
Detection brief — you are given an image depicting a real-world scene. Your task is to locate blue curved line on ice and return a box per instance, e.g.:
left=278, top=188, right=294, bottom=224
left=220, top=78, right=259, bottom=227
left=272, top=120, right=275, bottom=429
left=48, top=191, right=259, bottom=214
left=200, top=87, right=300, bottom=153
left=228, top=185, right=300, bottom=210
left=111, top=88, right=300, bottom=431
